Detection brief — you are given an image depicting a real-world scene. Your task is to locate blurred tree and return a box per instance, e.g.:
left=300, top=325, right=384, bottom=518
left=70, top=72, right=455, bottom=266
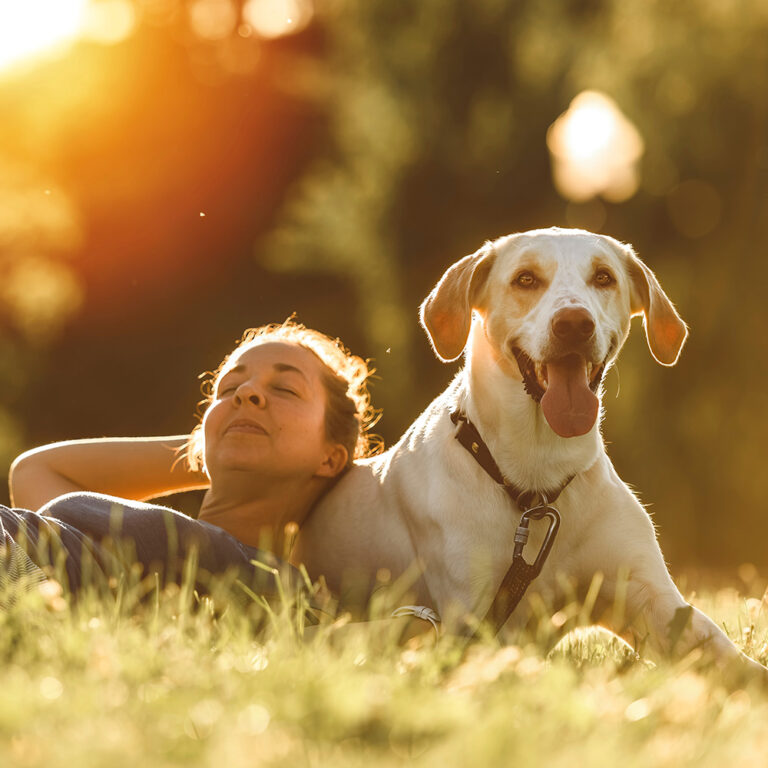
left=0, top=0, right=767, bottom=568
left=260, top=0, right=768, bottom=565
left=0, top=157, right=85, bottom=470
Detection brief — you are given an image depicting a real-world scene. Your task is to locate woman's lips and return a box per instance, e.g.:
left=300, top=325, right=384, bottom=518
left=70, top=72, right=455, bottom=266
left=225, top=419, right=268, bottom=436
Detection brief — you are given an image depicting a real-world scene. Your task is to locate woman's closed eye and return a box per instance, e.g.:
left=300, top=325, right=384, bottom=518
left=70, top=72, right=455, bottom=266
left=273, top=384, right=300, bottom=397
left=216, top=378, right=241, bottom=397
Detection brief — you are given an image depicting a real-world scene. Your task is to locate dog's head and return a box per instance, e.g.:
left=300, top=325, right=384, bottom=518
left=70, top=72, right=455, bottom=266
left=420, top=227, right=688, bottom=438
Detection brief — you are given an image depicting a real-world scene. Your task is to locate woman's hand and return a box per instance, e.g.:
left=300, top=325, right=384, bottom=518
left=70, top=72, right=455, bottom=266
left=9, top=436, right=210, bottom=511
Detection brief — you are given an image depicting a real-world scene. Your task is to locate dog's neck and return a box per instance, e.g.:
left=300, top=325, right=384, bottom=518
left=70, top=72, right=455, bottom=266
left=458, top=320, right=603, bottom=492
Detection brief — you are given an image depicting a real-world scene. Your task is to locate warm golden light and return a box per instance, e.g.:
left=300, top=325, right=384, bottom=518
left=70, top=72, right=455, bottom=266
left=243, top=0, right=313, bottom=39
left=2, top=257, right=83, bottom=339
left=0, top=0, right=88, bottom=73
left=547, top=91, right=644, bottom=203
left=0, top=162, right=84, bottom=340
left=82, top=0, right=137, bottom=46
left=188, top=0, right=237, bottom=41
left=560, top=98, right=617, bottom=162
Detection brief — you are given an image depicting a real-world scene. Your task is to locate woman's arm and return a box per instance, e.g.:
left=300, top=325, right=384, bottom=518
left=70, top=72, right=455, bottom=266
left=9, top=436, right=209, bottom=511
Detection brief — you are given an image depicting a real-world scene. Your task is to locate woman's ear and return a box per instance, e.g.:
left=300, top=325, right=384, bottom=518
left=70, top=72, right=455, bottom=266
left=419, top=243, right=495, bottom=362
left=316, top=444, right=349, bottom=479
left=625, top=247, right=689, bottom=366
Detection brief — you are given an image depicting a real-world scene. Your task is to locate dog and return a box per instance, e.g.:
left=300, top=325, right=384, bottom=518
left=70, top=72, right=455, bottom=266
left=294, top=227, right=765, bottom=672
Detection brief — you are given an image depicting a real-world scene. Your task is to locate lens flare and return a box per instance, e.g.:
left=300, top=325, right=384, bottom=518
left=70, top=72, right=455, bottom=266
left=0, top=0, right=88, bottom=73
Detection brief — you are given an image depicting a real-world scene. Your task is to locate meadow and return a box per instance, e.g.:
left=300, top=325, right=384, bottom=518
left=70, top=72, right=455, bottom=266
left=0, top=570, right=766, bottom=768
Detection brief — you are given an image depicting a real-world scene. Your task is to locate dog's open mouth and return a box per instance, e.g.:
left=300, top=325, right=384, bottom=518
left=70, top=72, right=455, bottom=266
left=512, top=347, right=606, bottom=438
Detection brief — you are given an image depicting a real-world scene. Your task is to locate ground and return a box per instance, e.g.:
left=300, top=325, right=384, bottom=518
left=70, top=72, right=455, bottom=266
left=0, top=572, right=766, bottom=768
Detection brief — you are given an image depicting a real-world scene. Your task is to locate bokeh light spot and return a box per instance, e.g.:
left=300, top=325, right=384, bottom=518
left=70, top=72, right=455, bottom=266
left=82, top=0, right=137, bottom=46
left=39, top=676, right=64, bottom=700
left=0, top=165, right=83, bottom=256
left=188, top=0, right=237, bottom=41
left=2, top=257, right=83, bottom=340
left=243, top=0, right=313, bottom=39
left=0, top=0, right=88, bottom=73
left=237, top=703, right=270, bottom=734
left=547, top=91, right=644, bottom=203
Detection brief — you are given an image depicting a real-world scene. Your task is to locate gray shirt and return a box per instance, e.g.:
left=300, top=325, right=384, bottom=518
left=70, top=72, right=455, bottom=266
left=0, top=493, right=299, bottom=602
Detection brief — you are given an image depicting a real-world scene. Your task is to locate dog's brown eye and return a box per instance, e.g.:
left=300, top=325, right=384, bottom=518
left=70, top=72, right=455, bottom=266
left=514, top=271, right=538, bottom=288
left=594, top=269, right=615, bottom=287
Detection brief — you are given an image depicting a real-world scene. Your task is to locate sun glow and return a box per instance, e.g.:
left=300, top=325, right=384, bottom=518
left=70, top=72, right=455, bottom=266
left=243, top=0, right=313, bottom=39
left=0, top=0, right=89, bottom=73
left=547, top=91, right=644, bottom=203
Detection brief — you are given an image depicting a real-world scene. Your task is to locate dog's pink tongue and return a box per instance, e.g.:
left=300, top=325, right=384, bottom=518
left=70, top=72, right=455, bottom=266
left=541, top=354, right=599, bottom=438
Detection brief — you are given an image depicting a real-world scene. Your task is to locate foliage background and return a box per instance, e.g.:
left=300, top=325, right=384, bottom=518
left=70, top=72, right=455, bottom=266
left=1, top=0, right=767, bottom=569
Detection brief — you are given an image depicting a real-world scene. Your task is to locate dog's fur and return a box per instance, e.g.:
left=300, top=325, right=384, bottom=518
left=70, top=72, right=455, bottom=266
left=294, top=227, right=764, bottom=671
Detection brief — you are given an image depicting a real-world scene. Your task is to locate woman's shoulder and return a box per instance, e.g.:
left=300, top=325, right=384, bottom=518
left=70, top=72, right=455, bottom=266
left=40, top=491, right=180, bottom=519
left=40, top=492, right=231, bottom=557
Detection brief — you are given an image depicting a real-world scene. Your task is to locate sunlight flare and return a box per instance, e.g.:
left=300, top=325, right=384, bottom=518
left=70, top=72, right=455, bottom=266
left=0, top=0, right=88, bottom=73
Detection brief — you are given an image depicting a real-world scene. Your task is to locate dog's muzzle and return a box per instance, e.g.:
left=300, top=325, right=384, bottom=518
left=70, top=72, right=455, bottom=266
left=510, top=344, right=607, bottom=437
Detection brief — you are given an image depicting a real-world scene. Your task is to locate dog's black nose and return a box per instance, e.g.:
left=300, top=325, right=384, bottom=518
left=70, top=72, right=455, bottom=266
left=551, top=307, right=595, bottom=343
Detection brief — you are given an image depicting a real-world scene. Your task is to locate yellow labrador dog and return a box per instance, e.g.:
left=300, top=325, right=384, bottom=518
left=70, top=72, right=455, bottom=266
left=295, top=227, right=763, bottom=671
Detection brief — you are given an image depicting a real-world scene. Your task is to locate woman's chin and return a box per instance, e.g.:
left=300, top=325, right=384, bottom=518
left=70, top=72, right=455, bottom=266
left=206, top=452, right=270, bottom=480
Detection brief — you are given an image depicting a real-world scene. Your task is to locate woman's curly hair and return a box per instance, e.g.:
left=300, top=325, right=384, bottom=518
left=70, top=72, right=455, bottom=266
left=186, top=319, right=380, bottom=474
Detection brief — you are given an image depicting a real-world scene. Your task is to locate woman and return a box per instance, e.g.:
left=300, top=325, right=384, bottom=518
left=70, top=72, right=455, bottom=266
left=2, top=320, right=377, bottom=604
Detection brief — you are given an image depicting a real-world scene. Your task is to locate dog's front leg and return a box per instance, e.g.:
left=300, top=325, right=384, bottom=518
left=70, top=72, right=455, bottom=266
left=595, top=548, right=767, bottom=678
left=568, top=468, right=766, bottom=678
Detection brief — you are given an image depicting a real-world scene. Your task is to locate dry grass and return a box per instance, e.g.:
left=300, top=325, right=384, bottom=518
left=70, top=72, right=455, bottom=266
left=0, top=570, right=766, bottom=768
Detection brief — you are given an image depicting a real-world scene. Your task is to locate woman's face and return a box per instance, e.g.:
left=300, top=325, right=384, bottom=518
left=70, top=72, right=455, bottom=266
left=202, top=341, right=346, bottom=484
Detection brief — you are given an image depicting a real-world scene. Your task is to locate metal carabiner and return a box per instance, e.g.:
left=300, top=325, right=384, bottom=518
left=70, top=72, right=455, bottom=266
left=511, top=504, right=561, bottom=576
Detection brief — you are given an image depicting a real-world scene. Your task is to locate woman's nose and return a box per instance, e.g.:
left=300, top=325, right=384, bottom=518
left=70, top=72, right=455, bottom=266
left=233, top=381, right=265, bottom=407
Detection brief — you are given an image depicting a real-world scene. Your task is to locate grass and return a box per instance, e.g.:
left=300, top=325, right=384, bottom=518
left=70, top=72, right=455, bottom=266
left=0, top=571, right=766, bottom=768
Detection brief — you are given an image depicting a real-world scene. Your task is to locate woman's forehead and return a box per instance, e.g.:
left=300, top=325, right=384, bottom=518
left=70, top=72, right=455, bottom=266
left=221, top=340, right=322, bottom=379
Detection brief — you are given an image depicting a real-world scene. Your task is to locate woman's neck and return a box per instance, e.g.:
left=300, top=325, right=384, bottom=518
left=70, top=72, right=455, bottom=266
left=198, top=474, right=322, bottom=552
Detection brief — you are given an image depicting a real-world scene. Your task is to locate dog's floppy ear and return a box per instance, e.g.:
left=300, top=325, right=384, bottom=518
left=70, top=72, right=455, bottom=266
left=420, top=244, right=495, bottom=362
left=625, top=247, right=688, bottom=366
